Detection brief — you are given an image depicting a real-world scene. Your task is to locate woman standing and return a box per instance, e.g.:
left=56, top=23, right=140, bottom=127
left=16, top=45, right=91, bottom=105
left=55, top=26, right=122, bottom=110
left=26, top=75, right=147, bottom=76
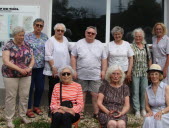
left=152, top=23, right=169, bottom=84
left=131, top=28, right=152, bottom=118
left=25, top=18, right=48, bottom=118
left=2, top=26, right=34, bottom=128
left=43, top=23, right=72, bottom=116
left=97, top=65, right=130, bottom=128
left=107, top=26, right=134, bottom=84
left=143, top=64, right=169, bottom=128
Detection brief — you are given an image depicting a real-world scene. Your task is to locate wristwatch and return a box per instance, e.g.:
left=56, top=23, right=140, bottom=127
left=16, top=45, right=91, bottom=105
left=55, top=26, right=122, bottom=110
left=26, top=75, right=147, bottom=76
left=161, top=110, right=165, bottom=114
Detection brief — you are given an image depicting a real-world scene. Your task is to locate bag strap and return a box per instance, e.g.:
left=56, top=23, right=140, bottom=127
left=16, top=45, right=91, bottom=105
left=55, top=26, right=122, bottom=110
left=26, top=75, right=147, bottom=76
left=145, top=44, right=149, bottom=62
left=60, top=82, right=62, bottom=105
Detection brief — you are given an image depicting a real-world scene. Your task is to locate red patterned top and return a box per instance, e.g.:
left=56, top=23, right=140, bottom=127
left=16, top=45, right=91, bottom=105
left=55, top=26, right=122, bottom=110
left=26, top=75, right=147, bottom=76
left=50, top=82, right=83, bottom=113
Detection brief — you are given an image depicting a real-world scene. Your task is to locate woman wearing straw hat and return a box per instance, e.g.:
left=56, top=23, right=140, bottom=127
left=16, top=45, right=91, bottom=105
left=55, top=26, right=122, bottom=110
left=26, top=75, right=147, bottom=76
left=143, top=64, right=169, bottom=128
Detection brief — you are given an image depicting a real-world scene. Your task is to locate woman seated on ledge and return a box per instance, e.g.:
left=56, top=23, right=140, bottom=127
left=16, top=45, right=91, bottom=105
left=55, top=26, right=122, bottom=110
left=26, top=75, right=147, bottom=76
left=143, top=64, right=169, bottom=128
left=97, top=65, right=130, bottom=128
left=50, top=66, right=83, bottom=128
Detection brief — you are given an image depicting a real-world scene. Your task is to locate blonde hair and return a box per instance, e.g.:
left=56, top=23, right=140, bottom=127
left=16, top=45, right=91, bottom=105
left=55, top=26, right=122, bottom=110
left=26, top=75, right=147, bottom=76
left=152, top=22, right=167, bottom=35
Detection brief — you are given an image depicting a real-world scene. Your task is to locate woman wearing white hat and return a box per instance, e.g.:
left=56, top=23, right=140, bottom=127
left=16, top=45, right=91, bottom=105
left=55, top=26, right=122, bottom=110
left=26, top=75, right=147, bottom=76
left=143, top=64, right=169, bottom=128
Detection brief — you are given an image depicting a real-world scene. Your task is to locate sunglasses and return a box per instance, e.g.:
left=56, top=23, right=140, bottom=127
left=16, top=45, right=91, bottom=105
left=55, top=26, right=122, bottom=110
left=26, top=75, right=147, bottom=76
left=87, top=31, right=96, bottom=35
left=35, top=24, right=44, bottom=28
left=56, top=29, right=65, bottom=33
left=62, top=72, right=71, bottom=76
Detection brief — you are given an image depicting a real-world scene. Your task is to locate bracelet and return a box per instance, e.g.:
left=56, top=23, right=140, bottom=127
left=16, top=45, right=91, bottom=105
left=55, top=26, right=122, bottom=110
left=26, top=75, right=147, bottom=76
left=161, top=110, right=165, bottom=114
left=29, top=66, right=32, bottom=69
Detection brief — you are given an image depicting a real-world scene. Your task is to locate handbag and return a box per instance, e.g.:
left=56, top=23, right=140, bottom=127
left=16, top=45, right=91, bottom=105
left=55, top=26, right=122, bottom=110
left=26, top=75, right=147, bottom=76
left=60, top=82, right=73, bottom=108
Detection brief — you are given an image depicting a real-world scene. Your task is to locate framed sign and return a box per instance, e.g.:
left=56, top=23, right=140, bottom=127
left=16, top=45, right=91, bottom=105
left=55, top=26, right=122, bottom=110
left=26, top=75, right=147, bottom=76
left=0, top=5, right=40, bottom=55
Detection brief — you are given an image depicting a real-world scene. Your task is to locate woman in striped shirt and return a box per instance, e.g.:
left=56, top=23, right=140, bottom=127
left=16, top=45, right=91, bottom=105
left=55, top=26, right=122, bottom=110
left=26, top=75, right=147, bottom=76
left=50, top=66, right=83, bottom=128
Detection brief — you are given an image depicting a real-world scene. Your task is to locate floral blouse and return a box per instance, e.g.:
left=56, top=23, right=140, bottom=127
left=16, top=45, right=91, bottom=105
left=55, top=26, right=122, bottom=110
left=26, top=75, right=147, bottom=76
left=1, top=40, right=33, bottom=78
left=24, top=32, right=48, bottom=68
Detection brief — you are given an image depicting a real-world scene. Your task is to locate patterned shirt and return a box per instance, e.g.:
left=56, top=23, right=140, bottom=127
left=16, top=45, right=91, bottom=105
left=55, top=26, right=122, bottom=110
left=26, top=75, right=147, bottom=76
left=131, top=43, right=151, bottom=77
left=1, top=40, right=33, bottom=78
left=50, top=82, right=84, bottom=113
left=24, top=32, right=48, bottom=68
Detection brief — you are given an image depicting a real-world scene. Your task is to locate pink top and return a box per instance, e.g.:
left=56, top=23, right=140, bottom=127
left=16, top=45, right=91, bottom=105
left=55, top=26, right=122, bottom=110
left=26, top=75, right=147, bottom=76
left=50, top=82, right=84, bottom=113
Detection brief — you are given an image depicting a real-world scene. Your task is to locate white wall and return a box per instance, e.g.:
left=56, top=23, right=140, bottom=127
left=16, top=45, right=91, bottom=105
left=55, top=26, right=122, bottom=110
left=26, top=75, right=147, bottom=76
left=0, top=0, right=52, bottom=88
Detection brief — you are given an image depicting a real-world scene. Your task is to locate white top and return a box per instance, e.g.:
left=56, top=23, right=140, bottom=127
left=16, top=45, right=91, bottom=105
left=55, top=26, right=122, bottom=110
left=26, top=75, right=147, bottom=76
left=43, top=36, right=72, bottom=76
left=71, top=38, right=107, bottom=80
left=107, top=40, right=134, bottom=71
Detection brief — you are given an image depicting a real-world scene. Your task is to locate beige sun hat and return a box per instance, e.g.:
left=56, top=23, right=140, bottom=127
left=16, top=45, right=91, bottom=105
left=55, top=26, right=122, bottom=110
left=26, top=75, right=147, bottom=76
left=147, top=64, right=163, bottom=74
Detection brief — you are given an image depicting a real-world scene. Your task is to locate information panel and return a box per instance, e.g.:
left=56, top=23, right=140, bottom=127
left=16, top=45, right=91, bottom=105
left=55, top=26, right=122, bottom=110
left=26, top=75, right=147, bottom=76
left=0, top=5, right=40, bottom=55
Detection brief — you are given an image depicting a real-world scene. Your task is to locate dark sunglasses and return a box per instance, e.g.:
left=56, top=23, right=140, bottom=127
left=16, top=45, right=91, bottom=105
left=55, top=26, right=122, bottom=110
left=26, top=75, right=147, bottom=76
left=35, top=24, right=44, bottom=28
left=62, top=72, right=71, bottom=76
left=56, top=29, right=65, bottom=33
left=87, top=31, right=96, bottom=35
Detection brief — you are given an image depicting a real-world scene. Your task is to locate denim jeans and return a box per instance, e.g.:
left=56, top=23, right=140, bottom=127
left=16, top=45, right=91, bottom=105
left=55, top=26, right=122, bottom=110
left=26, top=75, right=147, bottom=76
left=132, top=76, right=148, bottom=112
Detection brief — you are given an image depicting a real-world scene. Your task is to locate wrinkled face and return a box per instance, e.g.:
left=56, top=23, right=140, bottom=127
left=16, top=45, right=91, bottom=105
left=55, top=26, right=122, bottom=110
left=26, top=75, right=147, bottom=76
left=60, top=68, right=72, bottom=84
left=33, top=21, right=44, bottom=34
left=113, top=32, right=123, bottom=42
left=54, top=25, right=65, bottom=39
left=110, top=70, right=122, bottom=83
left=85, top=28, right=97, bottom=42
left=14, top=31, right=25, bottom=44
left=134, top=32, right=143, bottom=44
left=155, top=25, right=164, bottom=38
left=149, top=71, right=160, bottom=83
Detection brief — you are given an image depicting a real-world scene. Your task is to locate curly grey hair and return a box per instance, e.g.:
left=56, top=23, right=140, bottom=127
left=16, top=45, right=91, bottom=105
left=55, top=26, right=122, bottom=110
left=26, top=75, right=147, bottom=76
left=111, top=26, right=124, bottom=35
left=105, top=65, right=125, bottom=85
left=132, top=28, right=146, bottom=44
left=33, top=18, right=44, bottom=25
left=53, top=23, right=66, bottom=32
left=12, top=26, right=25, bottom=37
left=58, top=65, right=75, bottom=80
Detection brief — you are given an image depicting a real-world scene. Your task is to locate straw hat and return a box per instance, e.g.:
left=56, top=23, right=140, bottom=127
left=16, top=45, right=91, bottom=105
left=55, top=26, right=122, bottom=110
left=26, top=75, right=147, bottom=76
left=147, top=64, right=163, bottom=74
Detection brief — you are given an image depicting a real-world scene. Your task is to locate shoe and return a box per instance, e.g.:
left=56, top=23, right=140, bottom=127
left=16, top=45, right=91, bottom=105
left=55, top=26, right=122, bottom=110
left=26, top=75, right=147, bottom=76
left=80, top=112, right=85, bottom=119
left=33, top=107, right=43, bottom=115
left=48, top=109, right=52, bottom=118
left=7, top=120, right=14, bottom=128
left=135, top=111, right=141, bottom=118
left=141, top=110, right=146, bottom=116
left=26, top=110, right=35, bottom=118
left=93, top=114, right=98, bottom=119
left=22, top=117, right=31, bottom=124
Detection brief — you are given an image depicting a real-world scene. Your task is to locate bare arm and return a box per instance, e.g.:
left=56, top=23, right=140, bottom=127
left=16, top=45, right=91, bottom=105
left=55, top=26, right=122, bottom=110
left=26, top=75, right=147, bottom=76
left=48, top=59, right=58, bottom=78
left=126, top=56, right=133, bottom=81
left=145, top=92, right=153, bottom=117
left=25, top=54, right=35, bottom=73
left=148, top=59, right=152, bottom=68
left=101, top=58, right=107, bottom=80
left=71, top=55, right=77, bottom=79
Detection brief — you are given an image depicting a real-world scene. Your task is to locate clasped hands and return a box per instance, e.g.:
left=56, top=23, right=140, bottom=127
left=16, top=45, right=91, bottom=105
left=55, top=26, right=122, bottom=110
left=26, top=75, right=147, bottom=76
left=54, top=106, right=75, bottom=116
left=108, top=110, right=122, bottom=118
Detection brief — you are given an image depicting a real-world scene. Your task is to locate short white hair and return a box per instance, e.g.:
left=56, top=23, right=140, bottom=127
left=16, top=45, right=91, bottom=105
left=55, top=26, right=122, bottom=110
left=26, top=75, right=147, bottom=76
left=58, top=65, right=74, bottom=79
left=53, top=23, right=66, bottom=32
left=12, top=26, right=25, bottom=36
left=105, top=65, right=125, bottom=85
left=132, top=28, right=146, bottom=44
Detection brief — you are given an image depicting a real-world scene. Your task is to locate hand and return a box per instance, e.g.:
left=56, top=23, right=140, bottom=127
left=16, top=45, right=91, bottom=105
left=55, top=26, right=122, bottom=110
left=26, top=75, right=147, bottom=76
left=154, top=111, right=162, bottom=120
left=113, top=111, right=122, bottom=118
left=163, top=67, right=167, bottom=78
left=57, top=109, right=65, bottom=114
left=18, top=68, right=27, bottom=75
left=25, top=68, right=32, bottom=73
left=126, top=72, right=131, bottom=83
left=73, top=71, right=78, bottom=80
left=52, top=67, right=58, bottom=78
left=100, top=71, right=106, bottom=80
left=60, top=106, right=75, bottom=116
left=145, top=111, right=153, bottom=117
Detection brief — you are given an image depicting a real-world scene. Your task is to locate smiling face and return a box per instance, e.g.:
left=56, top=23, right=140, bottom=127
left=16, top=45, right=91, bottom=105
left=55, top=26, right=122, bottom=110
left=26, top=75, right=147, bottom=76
left=110, top=69, right=122, bottom=84
left=149, top=71, right=160, bottom=84
left=60, top=68, right=72, bottom=84
left=33, top=21, right=44, bottom=34
left=155, top=24, right=164, bottom=38
left=54, top=25, right=65, bottom=39
left=134, top=32, right=143, bottom=44
left=85, top=28, right=97, bottom=43
left=14, top=31, right=25, bottom=44
left=113, top=32, right=123, bottom=42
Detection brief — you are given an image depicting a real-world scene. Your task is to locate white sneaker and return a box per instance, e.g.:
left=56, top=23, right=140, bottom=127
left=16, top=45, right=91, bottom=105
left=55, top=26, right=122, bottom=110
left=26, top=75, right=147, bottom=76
left=141, top=110, right=146, bottom=116
left=22, top=117, right=31, bottom=124
left=7, top=120, right=14, bottom=128
left=135, top=111, right=141, bottom=118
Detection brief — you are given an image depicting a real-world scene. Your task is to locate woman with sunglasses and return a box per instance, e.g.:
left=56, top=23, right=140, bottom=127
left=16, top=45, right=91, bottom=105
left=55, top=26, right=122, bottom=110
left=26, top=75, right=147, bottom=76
left=24, top=18, right=48, bottom=118
left=106, top=26, right=134, bottom=85
left=50, top=66, right=83, bottom=128
left=43, top=23, right=73, bottom=117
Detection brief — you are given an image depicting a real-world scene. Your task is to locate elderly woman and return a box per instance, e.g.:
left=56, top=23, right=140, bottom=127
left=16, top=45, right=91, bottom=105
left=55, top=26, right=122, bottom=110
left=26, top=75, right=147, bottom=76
left=2, top=26, right=34, bottom=128
left=143, top=64, right=169, bottom=128
left=131, top=28, right=152, bottom=118
left=152, top=23, right=169, bottom=85
left=97, top=65, right=130, bottom=128
left=25, top=18, right=48, bottom=118
left=107, top=26, right=134, bottom=84
left=50, top=66, right=83, bottom=128
left=43, top=23, right=72, bottom=116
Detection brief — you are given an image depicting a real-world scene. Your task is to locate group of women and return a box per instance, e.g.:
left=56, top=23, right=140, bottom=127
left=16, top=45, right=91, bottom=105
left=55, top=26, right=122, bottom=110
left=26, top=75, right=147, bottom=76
left=1, top=20, right=169, bottom=128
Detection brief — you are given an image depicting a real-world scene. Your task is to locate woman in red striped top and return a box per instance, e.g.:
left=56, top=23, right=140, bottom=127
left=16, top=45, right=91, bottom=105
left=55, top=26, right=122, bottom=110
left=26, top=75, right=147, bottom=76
left=50, top=66, right=83, bottom=128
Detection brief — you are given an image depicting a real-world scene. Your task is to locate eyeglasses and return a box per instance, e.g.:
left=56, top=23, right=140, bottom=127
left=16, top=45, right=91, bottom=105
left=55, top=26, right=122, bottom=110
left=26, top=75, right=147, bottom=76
left=35, top=24, right=44, bottom=28
left=62, top=72, right=71, bottom=76
left=56, top=29, right=65, bottom=33
left=87, top=31, right=96, bottom=35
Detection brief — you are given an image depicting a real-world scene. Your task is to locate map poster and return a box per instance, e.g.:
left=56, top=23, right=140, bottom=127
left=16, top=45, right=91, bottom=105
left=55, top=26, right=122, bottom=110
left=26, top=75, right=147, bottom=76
left=0, top=5, right=40, bottom=55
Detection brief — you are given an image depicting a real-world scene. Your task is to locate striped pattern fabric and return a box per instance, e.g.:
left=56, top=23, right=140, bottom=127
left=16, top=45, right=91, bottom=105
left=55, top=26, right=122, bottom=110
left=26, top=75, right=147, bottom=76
left=50, top=82, right=83, bottom=113
left=131, top=43, right=151, bottom=77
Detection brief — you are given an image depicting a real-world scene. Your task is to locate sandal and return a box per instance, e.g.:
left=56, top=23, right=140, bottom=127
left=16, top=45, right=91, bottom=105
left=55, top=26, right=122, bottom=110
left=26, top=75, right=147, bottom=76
left=33, top=108, right=43, bottom=115
left=26, top=110, right=35, bottom=118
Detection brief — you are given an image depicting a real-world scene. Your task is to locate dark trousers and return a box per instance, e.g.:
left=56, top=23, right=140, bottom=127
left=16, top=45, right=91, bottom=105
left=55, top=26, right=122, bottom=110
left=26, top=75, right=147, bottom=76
left=48, top=76, right=60, bottom=106
left=28, top=68, right=45, bottom=109
left=50, top=112, right=80, bottom=128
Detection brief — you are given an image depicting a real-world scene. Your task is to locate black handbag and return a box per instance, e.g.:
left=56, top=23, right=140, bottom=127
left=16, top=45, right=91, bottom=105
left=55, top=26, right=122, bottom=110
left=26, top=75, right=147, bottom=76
left=60, top=82, right=73, bottom=108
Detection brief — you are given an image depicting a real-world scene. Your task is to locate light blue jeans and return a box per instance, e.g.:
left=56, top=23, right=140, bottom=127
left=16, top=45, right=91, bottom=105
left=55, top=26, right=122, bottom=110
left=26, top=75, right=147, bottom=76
left=132, top=76, right=148, bottom=112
